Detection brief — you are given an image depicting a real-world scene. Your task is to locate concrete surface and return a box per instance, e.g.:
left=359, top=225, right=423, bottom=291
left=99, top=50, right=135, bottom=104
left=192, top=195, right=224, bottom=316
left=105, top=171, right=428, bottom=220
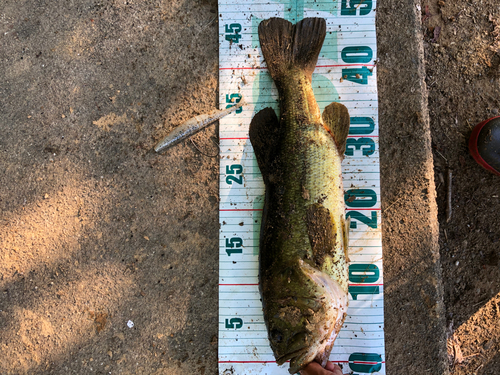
left=377, top=0, right=449, bottom=373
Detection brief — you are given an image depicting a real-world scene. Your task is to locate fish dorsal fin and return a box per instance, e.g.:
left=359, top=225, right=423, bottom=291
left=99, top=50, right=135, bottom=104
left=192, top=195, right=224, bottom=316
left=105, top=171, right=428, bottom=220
left=322, top=102, right=350, bottom=156
left=258, top=17, right=326, bottom=83
left=249, top=107, right=280, bottom=186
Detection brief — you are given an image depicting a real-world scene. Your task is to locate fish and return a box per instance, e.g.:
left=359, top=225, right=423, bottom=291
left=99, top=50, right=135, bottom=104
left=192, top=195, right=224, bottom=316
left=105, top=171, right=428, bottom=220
left=154, top=99, right=245, bottom=153
left=249, top=17, right=350, bottom=374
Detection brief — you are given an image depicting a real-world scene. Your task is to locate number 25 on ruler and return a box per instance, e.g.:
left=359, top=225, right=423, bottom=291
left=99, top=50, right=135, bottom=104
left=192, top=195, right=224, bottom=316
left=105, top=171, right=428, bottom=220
left=226, top=164, right=242, bottom=185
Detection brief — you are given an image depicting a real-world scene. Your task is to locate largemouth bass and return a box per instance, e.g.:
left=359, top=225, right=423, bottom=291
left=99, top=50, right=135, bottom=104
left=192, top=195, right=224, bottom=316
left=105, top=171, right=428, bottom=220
left=249, top=17, right=350, bottom=374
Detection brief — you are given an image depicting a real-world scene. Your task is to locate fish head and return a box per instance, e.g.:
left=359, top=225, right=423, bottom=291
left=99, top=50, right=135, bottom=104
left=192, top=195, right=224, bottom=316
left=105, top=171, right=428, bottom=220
left=265, top=260, right=348, bottom=374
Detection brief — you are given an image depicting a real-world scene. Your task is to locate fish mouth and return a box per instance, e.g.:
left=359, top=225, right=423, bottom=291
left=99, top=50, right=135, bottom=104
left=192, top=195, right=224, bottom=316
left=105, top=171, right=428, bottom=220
left=275, top=347, right=308, bottom=366
left=286, top=332, right=336, bottom=374
left=284, top=325, right=342, bottom=374
left=274, top=331, right=309, bottom=366
left=275, top=309, right=344, bottom=374
left=283, top=260, right=348, bottom=374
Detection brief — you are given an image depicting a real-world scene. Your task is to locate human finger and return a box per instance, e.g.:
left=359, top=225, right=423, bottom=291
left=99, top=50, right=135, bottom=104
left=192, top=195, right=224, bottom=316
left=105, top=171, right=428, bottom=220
left=300, top=361, right=343, bottom=375
left=324, top=361, right=343, bottom=374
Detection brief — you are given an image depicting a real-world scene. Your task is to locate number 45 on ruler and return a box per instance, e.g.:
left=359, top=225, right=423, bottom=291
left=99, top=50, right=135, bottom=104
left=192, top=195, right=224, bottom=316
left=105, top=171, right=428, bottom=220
left=225, top=24, right=241, bottom=43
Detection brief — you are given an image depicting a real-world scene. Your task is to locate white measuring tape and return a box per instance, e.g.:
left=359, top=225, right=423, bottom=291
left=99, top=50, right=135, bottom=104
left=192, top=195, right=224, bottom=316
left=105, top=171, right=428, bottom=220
left=218, top=1, right=385, bottom=374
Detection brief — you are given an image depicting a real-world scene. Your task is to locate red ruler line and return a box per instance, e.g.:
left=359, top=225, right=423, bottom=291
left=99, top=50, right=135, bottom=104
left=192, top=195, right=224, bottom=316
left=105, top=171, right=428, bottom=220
left=219, top=361, right=276, bottom=364
left=220, top=209, right=379, bottom=212
left=218, top=362, right=385, bottom=365
left=346, top=208, right=381, bottom=211
left=220, top=209, right=263, bottom=211
left=219, top=283, right=382, bottom=286
left=220, top=64, right=376, bottom=71
left=220, top=136, right=379, bottom=140
left=318, top=64, right=376, bottom=68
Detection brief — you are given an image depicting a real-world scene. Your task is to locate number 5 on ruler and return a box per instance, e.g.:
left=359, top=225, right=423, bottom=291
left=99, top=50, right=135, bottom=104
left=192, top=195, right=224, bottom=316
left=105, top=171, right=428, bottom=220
left=225, top=318, right=243, bottom=329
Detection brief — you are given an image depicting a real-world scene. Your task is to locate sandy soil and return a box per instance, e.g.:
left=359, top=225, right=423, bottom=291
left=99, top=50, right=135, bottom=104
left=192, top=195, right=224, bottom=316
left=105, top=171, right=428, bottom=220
left=1, top=1, right=220, bottom=374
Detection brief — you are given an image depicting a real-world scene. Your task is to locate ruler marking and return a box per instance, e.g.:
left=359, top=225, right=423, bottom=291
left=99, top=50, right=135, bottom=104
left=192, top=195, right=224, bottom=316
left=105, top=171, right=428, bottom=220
left=219, top=1, right=384, bottom=374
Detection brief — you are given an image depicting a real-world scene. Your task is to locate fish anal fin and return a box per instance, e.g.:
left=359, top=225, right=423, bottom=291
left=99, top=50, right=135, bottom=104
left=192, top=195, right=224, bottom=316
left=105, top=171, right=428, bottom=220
left=249, top=107, right=280, bottom=185
left=305, top=203, right=336, bottom=267
left=322, top=102, right=350, bottom=156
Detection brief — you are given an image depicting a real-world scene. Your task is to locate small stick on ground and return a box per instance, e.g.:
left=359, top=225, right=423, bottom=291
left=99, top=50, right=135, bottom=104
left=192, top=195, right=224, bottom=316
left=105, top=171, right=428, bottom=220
left=189, top=137, right=219, bottom=158
left=446, top=168, right=453, bottom=222
left=382, top=194, right=404, bottom=214
left=435, top=149, right=448, bottom=162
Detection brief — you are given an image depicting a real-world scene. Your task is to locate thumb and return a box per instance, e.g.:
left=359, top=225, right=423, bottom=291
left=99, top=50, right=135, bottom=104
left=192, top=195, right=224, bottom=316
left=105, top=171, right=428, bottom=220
left=325, top=361, right=343, bottom=374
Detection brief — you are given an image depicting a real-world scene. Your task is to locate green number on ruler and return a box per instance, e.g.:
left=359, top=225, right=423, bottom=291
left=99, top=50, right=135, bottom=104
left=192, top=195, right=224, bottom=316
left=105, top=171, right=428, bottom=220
left=341, top=46, right=373, bottom=64
left=225, top=23, right=242, bottom=43
left=349, top=285, right=379, bottom=300
left=349, top=264, right=380, bottom=283
left=225, top=318, right=243, bottom=329
left=341, top=66, right=373, bottom=85
left=226, top=93, right=242, bottom=114
left=226, top=164, right=243, bottom=185
left=349, top=264, right=380, bottom=300
left=341, top=0, right=373, bottom=16
left=349, top=117, right=375, bottom=135
left=345, top=138, right=376, bottom=157
left=345, top=189, right=377, bottom=208
left=226, top=237, right=243, bottom=256
left=346, top=211, right=378, bottom=229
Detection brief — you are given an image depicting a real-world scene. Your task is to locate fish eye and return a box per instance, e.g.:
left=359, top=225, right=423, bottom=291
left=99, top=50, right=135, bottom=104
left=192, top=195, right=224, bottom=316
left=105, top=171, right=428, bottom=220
left=271, top=329, right=284, bottom=343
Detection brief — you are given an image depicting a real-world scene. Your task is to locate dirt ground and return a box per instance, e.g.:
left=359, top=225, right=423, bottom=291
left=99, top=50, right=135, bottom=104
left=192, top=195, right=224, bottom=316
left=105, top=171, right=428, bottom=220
left=0, top=0, right=499, bottom=374
left=1, top=1, right=220, bottom=374
left=422, top=0, right=500, bottom=373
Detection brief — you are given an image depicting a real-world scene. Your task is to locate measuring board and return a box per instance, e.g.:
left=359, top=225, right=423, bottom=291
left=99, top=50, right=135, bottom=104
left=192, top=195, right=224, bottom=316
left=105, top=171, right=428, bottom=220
left=218, top=1, right=384, bottom=374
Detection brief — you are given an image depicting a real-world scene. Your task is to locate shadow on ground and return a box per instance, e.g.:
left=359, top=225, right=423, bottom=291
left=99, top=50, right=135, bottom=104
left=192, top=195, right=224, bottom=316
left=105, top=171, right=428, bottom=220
left=1, top=1, right=221, bottom=374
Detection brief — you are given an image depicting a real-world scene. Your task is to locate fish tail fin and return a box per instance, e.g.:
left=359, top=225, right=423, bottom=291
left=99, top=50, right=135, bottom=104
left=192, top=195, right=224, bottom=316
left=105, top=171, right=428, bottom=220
left=258, top=17, right=326, bottom=83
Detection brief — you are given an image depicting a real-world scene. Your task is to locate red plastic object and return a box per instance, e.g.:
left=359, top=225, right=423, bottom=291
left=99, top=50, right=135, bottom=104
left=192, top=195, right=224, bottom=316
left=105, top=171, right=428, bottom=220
left=468, top=116, right=500, bottom=176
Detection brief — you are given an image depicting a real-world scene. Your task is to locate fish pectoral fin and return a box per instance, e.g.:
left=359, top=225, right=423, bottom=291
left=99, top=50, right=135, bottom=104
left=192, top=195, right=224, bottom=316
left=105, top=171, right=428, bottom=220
left=322, top=102, right=350, bottom=156
left=249, top=107, right=280, bottom=185
left=305, top=203, right=336, bottom=267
